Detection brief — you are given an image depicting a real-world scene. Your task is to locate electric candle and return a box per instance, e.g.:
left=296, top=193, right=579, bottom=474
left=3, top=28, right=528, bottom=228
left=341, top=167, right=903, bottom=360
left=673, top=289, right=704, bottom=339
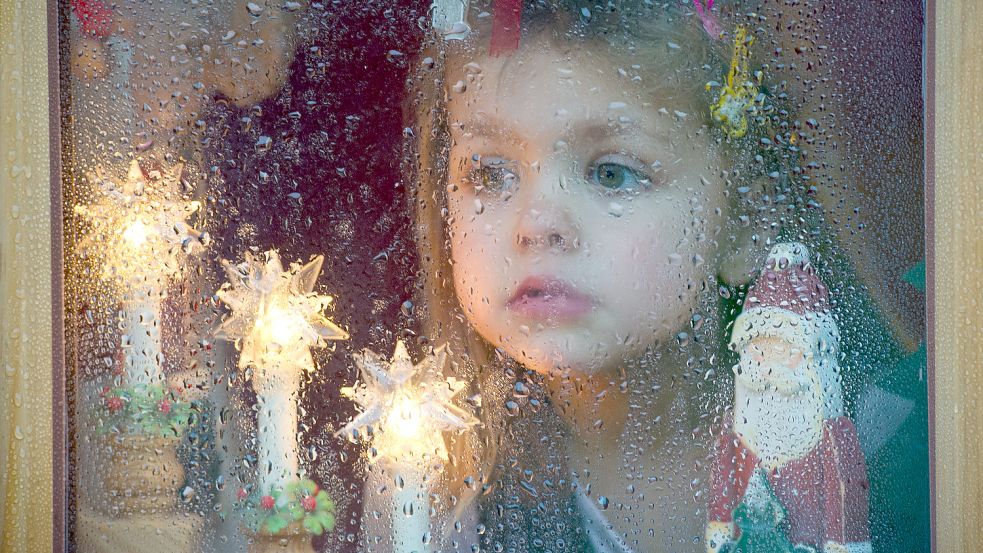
left=74, top=159, right=207, bottom=388
left=340, top=341, right=477, bottom=552
left=216, top=250, right=348, bottom=493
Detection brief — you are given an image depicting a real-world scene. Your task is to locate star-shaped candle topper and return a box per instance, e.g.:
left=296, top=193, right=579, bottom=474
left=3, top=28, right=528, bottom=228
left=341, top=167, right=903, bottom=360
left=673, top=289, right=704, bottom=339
left=339, top=340, right=478, bottom=463
left=215, top=250, right=349, bottom=386
left=73, top=159, right=209, bottom=285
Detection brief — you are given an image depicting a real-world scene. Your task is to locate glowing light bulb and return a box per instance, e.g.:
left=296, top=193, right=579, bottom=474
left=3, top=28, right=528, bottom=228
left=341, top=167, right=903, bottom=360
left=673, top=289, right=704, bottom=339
left=260, top=305, right=302, bottom=347
left=388, top=395, right=425, bottom=440
left=122, top=219, right=149, bottom=249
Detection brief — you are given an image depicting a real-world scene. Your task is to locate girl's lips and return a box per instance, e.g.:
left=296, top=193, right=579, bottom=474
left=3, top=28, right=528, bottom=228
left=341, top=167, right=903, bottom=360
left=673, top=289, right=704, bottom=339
left=506, top=275, right=595, bottom=321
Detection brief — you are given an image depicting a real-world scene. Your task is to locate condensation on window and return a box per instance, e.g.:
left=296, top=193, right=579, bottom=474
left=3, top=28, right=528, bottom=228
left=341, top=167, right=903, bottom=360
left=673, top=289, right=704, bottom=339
left=61, top=1, right=927, bottom=552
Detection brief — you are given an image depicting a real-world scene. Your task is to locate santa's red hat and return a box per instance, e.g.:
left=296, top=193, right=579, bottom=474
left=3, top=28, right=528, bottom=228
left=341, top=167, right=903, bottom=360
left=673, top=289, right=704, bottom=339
left=729, top=242, right=841, bottom=357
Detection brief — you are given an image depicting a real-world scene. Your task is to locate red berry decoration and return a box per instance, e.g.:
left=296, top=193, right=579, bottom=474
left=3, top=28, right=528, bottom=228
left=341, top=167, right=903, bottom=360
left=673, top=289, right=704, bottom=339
left=260, top=495, right=275, bottom=510
left=158, top=399, right=172, bottom=414
left=106, top=396, right=124, bottom=413
left=301, top=495, right=317, bottom=512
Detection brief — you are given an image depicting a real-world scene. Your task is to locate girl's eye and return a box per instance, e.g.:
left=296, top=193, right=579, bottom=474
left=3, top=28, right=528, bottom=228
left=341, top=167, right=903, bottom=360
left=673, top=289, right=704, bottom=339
left=469, top=155, right=519, bottom=193
left=588, top=155, right=652, bottom=191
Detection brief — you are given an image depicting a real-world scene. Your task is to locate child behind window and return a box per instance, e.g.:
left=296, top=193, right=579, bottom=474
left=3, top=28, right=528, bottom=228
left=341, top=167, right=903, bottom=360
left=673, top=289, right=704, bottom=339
left=403, top=2, right=785, bottom=550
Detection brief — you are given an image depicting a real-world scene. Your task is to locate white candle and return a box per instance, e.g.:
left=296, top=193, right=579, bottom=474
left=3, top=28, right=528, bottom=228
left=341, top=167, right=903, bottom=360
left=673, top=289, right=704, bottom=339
left=392, top=462, right=433, bottom=553
left=364, top=458, right=431, bottom=553
left=248, top=316, right=314, bottom=494
left=121, top=292, right=165, bottom=388
left=255, top=373, right=300, bottom=493
left=119, top=213, right=165, bottom=389
left=340, top=342, right=476, bottom=553
left=215, top=251, right=348, bottom=497
left=75, top=158, right=207, bottom=392
left=377, top=399, right=438, bottom=553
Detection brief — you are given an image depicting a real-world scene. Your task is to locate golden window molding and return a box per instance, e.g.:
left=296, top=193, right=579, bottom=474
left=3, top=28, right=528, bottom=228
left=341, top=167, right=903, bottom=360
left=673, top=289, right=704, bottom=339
left=929, top=1, right=983, bottom=551
left=0, top=1, right=57, bottom=552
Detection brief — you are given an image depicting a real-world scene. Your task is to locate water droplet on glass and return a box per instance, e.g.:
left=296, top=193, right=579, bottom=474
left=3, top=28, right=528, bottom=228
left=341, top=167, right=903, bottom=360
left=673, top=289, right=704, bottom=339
left=597, top=496, right=609, bottom=510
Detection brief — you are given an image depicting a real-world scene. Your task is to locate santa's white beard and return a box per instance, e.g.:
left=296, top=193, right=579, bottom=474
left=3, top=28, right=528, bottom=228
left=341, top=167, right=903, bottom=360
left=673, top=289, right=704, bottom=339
left=734, top=366, right=826, bottom=470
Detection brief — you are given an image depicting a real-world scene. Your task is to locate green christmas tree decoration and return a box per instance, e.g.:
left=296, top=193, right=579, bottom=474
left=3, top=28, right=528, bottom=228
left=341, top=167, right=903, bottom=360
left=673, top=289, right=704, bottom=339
left=721, top=470, right=815, bottom=553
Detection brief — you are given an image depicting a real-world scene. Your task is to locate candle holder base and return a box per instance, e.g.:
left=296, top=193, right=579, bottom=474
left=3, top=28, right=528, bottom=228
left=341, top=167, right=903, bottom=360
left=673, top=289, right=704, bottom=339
left=95, top=432, right=186, bottom=516
left=247, top=522, right=316, bottom=553
left=75, top=508, right=203, bottom=553
left=74, top=409, right=201, bottom=551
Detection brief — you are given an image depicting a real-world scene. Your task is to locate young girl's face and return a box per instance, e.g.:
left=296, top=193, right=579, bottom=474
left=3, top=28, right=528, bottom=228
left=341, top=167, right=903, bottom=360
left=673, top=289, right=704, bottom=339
left=444, top=36, right=727, bottom=377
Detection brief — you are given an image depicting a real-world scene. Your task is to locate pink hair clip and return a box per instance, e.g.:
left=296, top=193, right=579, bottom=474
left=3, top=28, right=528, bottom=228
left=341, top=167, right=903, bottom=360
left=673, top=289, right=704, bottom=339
left=693, top=0, right=722, bottom=39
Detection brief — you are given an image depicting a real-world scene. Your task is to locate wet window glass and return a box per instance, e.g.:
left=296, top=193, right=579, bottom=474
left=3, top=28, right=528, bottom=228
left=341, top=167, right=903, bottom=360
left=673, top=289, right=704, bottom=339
left=60, top=0, right=928, bottom=551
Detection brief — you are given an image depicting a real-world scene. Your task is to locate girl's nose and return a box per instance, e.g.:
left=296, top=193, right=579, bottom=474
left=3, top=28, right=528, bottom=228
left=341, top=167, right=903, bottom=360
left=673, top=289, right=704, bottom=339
left=513, top=169, right=580, bottom=254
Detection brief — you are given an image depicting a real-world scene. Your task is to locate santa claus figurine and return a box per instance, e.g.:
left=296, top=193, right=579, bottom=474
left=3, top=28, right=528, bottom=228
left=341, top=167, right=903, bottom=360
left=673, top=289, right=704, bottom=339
left=706, top=242, right=871, bottom=553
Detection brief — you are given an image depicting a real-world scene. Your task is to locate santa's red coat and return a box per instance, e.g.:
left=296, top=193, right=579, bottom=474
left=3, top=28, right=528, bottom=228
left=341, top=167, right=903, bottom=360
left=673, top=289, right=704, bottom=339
left=708, top=415, right=871, bottom=547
